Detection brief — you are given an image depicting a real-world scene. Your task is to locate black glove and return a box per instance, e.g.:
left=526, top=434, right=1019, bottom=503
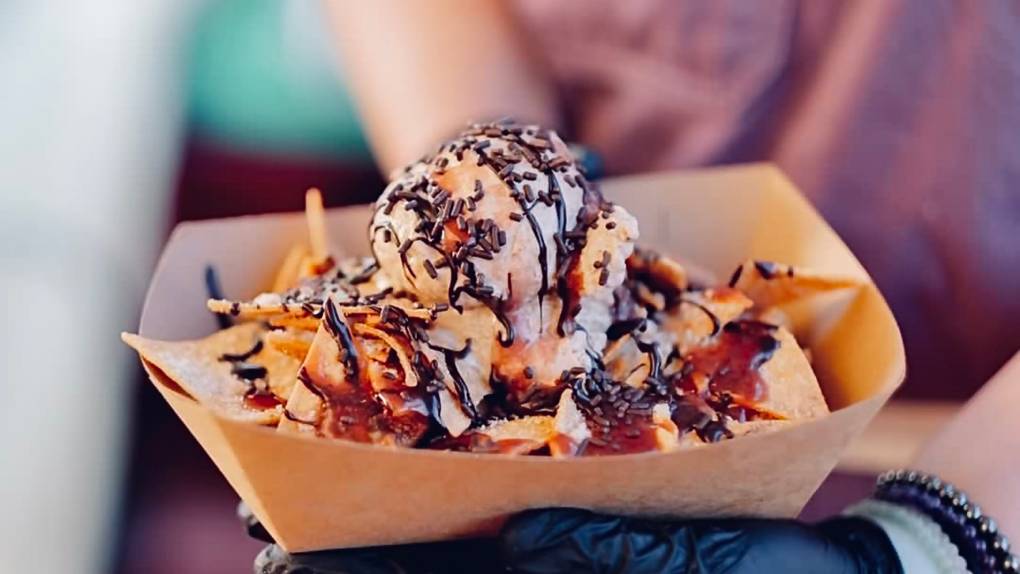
left=500, top=508, right=902, bottom=574
left=252, top=538, right=503, bottom=574
left=242, top=502, right=501, bottom=574
left=247, top=507, right=902, bottom=574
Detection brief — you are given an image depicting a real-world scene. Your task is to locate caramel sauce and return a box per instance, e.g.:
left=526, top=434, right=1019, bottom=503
left=572, top=375, right=664, bottom=455
left=442, top=220, right=470, bottom=250
left=580, top=415, right=659, bottom=456
left=309, top=255, right=336, bottom=275
left=244, top=390, right=283, bottom=411
left=679, top=320, right=779, bottom=404
left=304, top=362, right=431, bottom=446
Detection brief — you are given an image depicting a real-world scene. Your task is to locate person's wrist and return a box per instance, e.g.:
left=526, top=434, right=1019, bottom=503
left=875, top=470, right=1018, bottom=573
left=845, top=498, right=969, bottom=573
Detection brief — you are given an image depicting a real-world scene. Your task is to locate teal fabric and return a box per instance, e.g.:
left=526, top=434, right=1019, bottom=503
left=187, top=0, right=372, bottom=162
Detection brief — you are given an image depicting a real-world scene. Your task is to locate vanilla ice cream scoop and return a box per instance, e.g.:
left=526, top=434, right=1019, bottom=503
left=373, top=125, right=595, bottom=301
left=371, top=121, right=637, bottom=404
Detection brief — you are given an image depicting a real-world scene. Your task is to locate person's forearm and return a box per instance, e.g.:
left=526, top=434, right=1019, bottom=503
left=911, top=350, right=1020, bottom=543
left=327, top=0, right=559, bottom=175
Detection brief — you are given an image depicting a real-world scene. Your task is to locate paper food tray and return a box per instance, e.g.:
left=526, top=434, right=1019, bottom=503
left=136, top=163, right=904, bottom=551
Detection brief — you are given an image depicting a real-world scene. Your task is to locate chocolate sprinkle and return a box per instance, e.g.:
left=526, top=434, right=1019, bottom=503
left=754, top=261, right=779, bottom=280
left=424, top=259, right=438, bottom=279
left=727, top=264, right=744, bottom=287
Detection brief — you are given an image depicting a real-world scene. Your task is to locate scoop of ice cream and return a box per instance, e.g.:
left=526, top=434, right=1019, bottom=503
left=370, top=122, right=638, bottom=407
left=371, top=122, right=630, bottom=311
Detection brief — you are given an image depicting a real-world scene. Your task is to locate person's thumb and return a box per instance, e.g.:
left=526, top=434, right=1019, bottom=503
left=499, top=508, right=902, bottom=574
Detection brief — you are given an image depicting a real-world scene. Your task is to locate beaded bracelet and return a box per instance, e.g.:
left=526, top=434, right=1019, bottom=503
left=876, top=470, right=1018, bottom=574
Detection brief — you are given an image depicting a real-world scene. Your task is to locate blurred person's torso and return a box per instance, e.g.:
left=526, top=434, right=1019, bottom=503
left=514, top=0, right=1020, bottom=398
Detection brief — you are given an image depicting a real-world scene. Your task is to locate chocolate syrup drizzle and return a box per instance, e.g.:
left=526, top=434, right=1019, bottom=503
left=218, top=337, right=280, bottom=410
left=426, top=339, right=479, bottom=420
left=219, top=339, right=263, bottom=363
left=323, top=298, right=360, bottom=377
left=678, top=297, right=722, bottom=336
left=204, top=265, right=233, bottom=329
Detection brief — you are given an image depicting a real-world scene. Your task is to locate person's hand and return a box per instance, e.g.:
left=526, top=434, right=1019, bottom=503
left=252, top=538, right=502, bottom=574
left=499, top=508, right=900, bottom=574
left=248, top=507, right=902, bottom=574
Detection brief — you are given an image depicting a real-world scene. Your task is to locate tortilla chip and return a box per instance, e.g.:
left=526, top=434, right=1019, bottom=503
left=550, top=390, right=591, bottom=457
left=207, top=293, right=431, bottom=325
left=658, top=288, right=753, bottom=354
left=650, top=403, right=680, bottom=452
left=265, top=329, right=315, bottom=360
left=353, top=322, right=421, bottom=388
left=755, top=326, right=829, bottom=420
left=207, top=298, right=311, bottom=319
left=602, top=327, right=673, bottom=388
left=122, top=323, right=300, bottom=425
left=434, top=388, right=473, bottom=438
left=278, top=300, right=431, bottom=446
left=478, top=416, right=556, bottom=454
left=427, top=306, right=496, bottom=407
left=480, top=415, right=555, bottom=442
left=727, top=260, right=860, bottom=309
left=277, top=366, right=323, bottom=436
left=755, top=306, right=793, bottom=331
left=268, top=316, right=321, bottom=332
left=626, top=248, right=688, bottom=295
left=669, top=318, right=826, bottom=447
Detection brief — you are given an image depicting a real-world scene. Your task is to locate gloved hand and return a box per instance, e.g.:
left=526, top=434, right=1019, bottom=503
left=247, top=507, right=902, bottom=574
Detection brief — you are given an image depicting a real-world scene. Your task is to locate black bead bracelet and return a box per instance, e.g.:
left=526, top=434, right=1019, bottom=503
left=876, top=470, right=1018, bottom=574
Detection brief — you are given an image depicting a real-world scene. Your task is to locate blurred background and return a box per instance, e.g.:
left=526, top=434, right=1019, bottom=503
left=2, top=1, right=1016, bottom=573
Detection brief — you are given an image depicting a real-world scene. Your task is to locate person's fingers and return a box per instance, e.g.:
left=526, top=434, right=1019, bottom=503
left=254, top=543, right=406, bottom=574
left=815, top=517, right=904, bottom=573
left=500, top=508, right=695, bottom=573
left=238, top=501, right=274, bottom=543
left=254, top=539, right=504, bottom=574
left=690, top=518, right=900, bottom=574
left=500, top=509, right=902, bottom=574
